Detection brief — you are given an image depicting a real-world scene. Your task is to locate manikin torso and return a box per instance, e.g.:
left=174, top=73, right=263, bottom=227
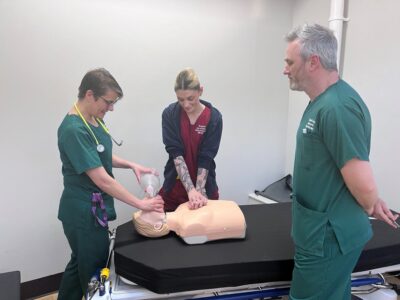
left=133, top=200, right=246, bottom=244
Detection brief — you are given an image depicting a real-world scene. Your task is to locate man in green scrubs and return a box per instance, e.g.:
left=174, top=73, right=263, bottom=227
left=57, top=68, right=164, bottom=300
left=283, top=24, right=399, bottom=299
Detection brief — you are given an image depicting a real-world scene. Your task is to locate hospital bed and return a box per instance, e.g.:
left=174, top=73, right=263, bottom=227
left=91, top=203, right=400, bottom=299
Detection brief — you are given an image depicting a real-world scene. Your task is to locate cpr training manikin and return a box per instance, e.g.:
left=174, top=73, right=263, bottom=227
left=133, top=200, right=247, bottom=244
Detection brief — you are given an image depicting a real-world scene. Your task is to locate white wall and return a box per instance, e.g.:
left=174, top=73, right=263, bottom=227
left=286, top=0, right=400, bottom=212
left=0, top=0, right=292, bottom=282
left=343, top=0, right=400, bottom=212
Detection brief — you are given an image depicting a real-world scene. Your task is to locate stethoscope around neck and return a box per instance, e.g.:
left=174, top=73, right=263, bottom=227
left=74, top=102, right=123, bottom=153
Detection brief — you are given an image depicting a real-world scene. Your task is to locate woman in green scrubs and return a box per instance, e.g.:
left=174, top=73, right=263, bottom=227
left=57, top=68, right=164, bottom=300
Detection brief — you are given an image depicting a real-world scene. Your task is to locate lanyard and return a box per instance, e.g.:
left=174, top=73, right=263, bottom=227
left=74, top=102, right=110, bottom=145
left=97, top=118, right=110, bottom=135
left=74, top=102, right=116, bottom=152
left=91, top=192, right=108, bottom=228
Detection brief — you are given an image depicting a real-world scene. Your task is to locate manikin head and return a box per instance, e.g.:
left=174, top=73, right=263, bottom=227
left=133, top=211, right=170, bottom=238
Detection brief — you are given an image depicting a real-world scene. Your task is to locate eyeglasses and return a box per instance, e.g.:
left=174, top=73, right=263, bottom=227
left=100, top=96, right=120, bottom=106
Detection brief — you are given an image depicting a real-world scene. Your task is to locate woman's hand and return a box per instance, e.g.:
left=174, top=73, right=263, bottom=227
left=139, top=195, right=164, bottom=213
left=188, top=189, right=207, bottom=210
left=370, top=198, right=399, bottom=229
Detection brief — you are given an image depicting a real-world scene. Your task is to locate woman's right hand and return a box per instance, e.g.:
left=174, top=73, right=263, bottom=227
left=188, top=189, right=207, bottom=210
left=140, top=195, right=164, bottom=213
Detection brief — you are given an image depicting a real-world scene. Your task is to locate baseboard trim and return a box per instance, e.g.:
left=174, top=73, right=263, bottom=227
left=21, top=272, right=62, bottom=299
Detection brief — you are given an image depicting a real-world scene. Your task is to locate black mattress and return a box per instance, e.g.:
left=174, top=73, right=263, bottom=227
left=114, top=203, right=400, bottom=294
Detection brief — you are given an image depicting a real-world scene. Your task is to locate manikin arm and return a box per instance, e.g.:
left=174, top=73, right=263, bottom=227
left=174, top=156, right=207, bottom=209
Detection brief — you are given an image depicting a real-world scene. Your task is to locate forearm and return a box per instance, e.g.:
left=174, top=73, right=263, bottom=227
left=112, top=154, right=136, bottom=169
left=341, top=159, right=378, bottom=214
left=87, top=167, right=142, bottom=209
left=195, top=168, right=208, bottom=196
left=174, top=156, right=195, bottom=193
left=352, top=189, right=378, bottom=215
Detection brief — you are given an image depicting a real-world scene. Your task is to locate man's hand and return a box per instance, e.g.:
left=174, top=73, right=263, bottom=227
left=370, top=198, right=399, bottom=229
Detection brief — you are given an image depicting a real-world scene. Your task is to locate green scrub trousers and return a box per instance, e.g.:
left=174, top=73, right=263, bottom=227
left=289, top=226, right=364, bottom=300
left=57, top=220, right=109, bottom=300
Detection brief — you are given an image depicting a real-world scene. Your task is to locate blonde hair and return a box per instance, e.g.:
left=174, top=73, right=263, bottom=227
left=174, top=68, right=201, bottom=91
left=132, top=211, right=170, bottom=238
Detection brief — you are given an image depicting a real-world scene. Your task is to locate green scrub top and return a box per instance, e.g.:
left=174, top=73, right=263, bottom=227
left=292, top=79, right=373, bottom=256
left=57, top=114, right=116, bottom=227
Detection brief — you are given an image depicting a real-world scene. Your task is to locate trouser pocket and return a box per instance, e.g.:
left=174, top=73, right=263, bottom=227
left=292, top=198, right=328, bottom=256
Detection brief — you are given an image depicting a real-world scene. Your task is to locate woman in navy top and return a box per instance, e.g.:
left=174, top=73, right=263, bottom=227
left=160, top=68, right=223, bottom=212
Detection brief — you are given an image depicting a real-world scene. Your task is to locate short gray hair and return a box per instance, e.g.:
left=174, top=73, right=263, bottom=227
left=285, top=23, right=338, bottom=71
